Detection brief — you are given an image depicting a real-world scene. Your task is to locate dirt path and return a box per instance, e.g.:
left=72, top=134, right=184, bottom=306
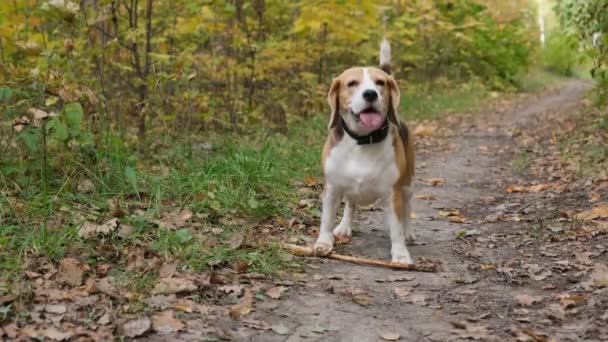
left=243, top=80, right=602, bottom=341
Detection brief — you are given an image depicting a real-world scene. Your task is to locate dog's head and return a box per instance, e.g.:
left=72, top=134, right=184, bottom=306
left=327, top=67, right=400, bottom=134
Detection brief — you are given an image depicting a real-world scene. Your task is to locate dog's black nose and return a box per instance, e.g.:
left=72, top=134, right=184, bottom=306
left=362, top=89, right=378, bottom=102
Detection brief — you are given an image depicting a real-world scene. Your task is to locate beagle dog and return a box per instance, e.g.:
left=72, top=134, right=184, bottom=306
left=313, top=40, right=416, bottom=264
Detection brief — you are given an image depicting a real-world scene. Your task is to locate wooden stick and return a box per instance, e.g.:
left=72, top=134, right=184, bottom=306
left=279, top=243, right=439, bottom=272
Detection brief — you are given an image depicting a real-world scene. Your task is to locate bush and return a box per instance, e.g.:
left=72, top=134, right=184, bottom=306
left=541, top=31, right=580, bottom=76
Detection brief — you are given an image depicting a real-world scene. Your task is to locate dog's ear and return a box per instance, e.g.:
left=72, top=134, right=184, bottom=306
left=327, top=77, right=341, bottom=129
left=387, top=77, right=401, bottom=127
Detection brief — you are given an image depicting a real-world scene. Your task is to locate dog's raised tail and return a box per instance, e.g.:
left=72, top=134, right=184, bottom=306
left=379, top=38, right=391, bottom=75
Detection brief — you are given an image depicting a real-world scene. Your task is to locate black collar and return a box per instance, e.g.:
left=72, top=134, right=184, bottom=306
left=341, top=116, right=390, bottom=145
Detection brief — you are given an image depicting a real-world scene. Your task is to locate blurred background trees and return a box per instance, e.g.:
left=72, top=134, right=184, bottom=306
left=0, top=0, right=538, bottom=142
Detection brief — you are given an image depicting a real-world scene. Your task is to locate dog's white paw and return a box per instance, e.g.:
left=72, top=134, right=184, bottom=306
left=391, top=246, right=414, bottom=265
left=313, top=235, right=334, bottom=256
left=332, top=224, right=352, bottom=243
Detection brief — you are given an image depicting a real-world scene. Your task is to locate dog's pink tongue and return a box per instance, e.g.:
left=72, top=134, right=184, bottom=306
left=359, top=111, right=383, bottom=130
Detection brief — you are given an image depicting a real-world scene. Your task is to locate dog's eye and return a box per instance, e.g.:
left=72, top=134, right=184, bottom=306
left=375, top=80, right=386, bottom=87
left=347, top=80, right=359, bottom=87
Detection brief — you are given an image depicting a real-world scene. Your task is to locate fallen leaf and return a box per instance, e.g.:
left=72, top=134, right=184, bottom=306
left=506, top=185, right=526, bottom=193
left=98, top=312, right=111, bottom=325
left=334, top=234, right=352, bottom=244
left=152, top=278, right=197, bottom=295
left=158, top=262, right=178, bottom=278
left=574, top=251, right=593, bottom=266
left=271, top=323, right=290, bottom=335
left=229, top=234, right=245, bottom=250
left=304, top=175, right=318, bottom=186
left=422, top=178, right=445, bottom=186
left=450, top=321, right=491, bottom=340
left=58, top=257, right=89, bottom=287
left=449, top=216, right=467, bottom=223
left=415, top=194, right=437, bottom=200
left=413, top=123, right=438, bottom=136
left=218, top=284, right=245, bottom=295
left=78, top=218, right=119, bottom=238
left=230, top=288, right=254, bottom=318
left=122, top=317, right=151, bottom=338
left=39, top=327, right=71, bottom=341
left=266, top=286, right=287, bottom=299
left=381, top=332, right=401, bottom=341
left=439, top=209, right=460, bottom=217
left=528, top=183, right=553, bottom=193
left=574, top=203, right=608, bottom=221
left=152, top=310, right=185, bottom=334
left=515, top=294, right=543, bottom=306
left=405, top=294, right=427, bottom=306
left=76, top=179, right=95, bottom=193
left=28, top=107, right=49, bottom=120
left=393, top=287, right=412, bottom=298
left=45, top=304, right=67, bottom=314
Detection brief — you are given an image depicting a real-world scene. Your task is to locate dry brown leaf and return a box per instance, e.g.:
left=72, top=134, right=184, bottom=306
left=218, top=284, right=245, bottom=295
left=230, top=288, right=254, bottom=318
left=450, top=321, right=491, bottom=340
left=574, top=251, right=593, bottom=266
left=422, top=178, right=445, bottom=186
left=381, top=332, right=401, bottom=341
left=78, top=218, right=119, bottom=238
left=449, top=216, right=467, bottom=223
left=406, top=294, right=428, bottom=306
left=528, top=183, right=553, bottom=193
left=439, top=209, right=460, bottom=217
left=27, top=107, right=49, bottom=120
left=304, top=175, right=318, bottom=186
left=266, top=286, right=288, bottom=299
left=574, top=203, right=608, bottom=221
left=413, top=123, right=438, bottom=137
left=393, top=287, right=412, bottom=298
left=334, top=233, right=352, bottom=244
left=45, top=304, right=67, bottom=314
left=76, top=179, right=95, bottom=194
left=515, top=294, right=543, bottom=306
left=152, top=310, right=185, bottom=334
left=122, top=317, right=151, bottom=338
left=506, top=185, right=526, bottom=193
left=158, top=262, right=178, bottom=278
left=152, top=277, right=197, bottom=295
left=58, top=257, right=90, bottom=287
left=229, top=234, right=245, bottom=250
left=415, top=194, right=438, bottom=200
left=39, top=327, right=71, bottom=341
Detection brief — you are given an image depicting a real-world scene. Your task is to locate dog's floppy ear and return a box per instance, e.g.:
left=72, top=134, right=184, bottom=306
left=327, top=77, right=341, bottom=129
left=387, top=77, right=401, bottom=127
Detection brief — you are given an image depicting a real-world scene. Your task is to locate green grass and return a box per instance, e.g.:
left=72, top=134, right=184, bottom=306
left=519, top=68, right=572, bottom=92
left=512, top=149, right=532, bottom=172
left=400, top=82, right=488, bottom=120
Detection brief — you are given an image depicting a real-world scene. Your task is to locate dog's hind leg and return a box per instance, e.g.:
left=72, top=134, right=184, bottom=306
left=333, top=200, right=355, bottom=240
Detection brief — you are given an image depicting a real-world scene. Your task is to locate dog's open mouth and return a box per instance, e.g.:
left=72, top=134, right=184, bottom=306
left=355, top=108, right=384, bottom=130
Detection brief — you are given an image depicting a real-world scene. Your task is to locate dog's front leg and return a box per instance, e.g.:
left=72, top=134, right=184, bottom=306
left=313, top=184, right=341, bottom=255
left=385, top=190, right=414, bottom=264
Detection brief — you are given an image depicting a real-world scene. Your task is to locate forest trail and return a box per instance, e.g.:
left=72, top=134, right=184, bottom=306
left=241, top=80, right=605, bottom=342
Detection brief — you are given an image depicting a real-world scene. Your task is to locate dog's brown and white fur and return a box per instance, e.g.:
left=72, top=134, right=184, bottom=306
left=313, top=40, right=416, bottom=264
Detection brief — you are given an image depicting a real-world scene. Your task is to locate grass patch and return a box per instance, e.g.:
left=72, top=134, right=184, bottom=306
left=512, top=149, right=532, bottom=173
left=519, top=69, right=572, bottom=92
left=401, top=82, right=488, bottom=120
